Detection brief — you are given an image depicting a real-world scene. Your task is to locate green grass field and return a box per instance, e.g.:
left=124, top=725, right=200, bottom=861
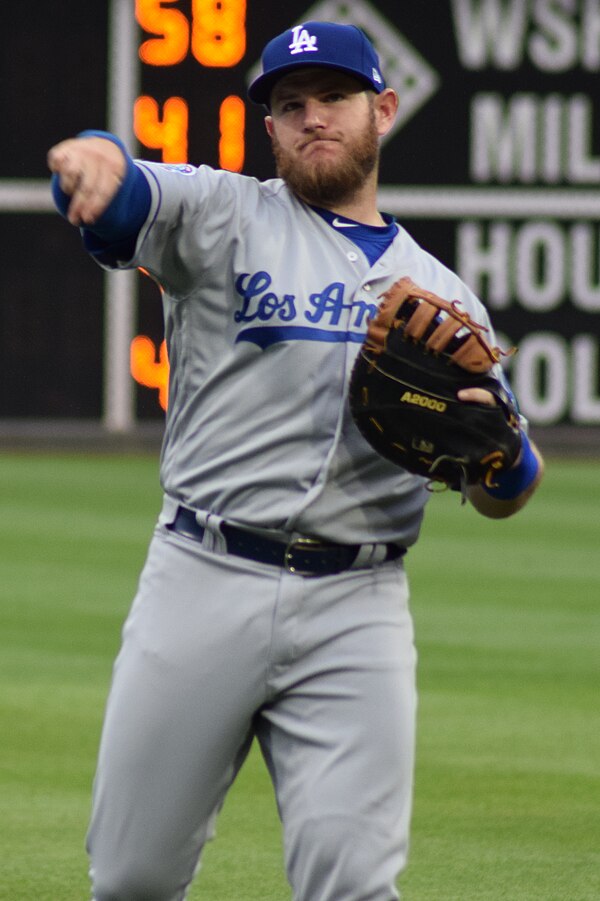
left=1, top=451, right=598, bottom=900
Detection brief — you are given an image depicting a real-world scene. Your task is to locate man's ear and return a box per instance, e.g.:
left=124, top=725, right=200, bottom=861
left=264, top=116, right=274, bottom=138
left=374, top=89, right=399, bottom=138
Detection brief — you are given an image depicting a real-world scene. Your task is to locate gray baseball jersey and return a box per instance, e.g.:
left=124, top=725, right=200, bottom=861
left=111, top=161, right=498, bottom=547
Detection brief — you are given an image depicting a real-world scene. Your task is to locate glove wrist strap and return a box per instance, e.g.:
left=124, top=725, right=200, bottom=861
left=483, top=432, right=539, bottom=500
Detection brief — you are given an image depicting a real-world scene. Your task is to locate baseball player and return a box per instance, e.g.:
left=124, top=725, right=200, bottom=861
left=48, top=21, right=544, bottom=901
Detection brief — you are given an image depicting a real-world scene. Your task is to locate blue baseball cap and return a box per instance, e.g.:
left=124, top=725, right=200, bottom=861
left=248, top=21, right=385, bottom=107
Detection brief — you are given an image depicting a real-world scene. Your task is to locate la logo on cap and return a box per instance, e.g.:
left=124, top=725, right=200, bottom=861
left=288, top=25, right=319, bottom=55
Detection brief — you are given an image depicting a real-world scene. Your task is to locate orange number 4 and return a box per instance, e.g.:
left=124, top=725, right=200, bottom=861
left=134, top=96, right=189, bottom=163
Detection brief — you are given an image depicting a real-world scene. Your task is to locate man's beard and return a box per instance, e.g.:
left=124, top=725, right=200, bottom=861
left=271, top=109, right=379, bottom=207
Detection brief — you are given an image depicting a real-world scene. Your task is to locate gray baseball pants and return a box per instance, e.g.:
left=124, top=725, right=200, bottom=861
left=87, top=519, right=417, bottom=900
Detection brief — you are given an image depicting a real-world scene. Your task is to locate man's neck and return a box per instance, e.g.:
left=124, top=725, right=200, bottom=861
left=298, top=173, right=384, bottom=227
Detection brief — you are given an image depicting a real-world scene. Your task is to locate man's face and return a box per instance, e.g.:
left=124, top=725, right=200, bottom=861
left=265, top=69, right=381, bottom=207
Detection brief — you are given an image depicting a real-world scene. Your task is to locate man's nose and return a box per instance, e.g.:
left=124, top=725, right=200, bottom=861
left=302, top=98, right=327, bottom=129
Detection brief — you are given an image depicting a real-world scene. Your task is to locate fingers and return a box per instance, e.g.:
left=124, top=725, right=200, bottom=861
left=457, top=387, right=497, bottom=406
left=68, top=164, right=123, bottom=226
left=47, top=137, right=126, bottom=226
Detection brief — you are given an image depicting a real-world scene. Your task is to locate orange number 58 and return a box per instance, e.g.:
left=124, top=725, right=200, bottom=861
left=136, top=0, right=246, bottom=68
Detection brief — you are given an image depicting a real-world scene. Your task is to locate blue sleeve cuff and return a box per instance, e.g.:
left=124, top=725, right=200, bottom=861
left=50, top=129, right=151, bottom=261
left=483, top=431, right=539, bottom=500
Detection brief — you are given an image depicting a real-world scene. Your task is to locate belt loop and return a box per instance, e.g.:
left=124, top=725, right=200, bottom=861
left=158, top=494, right=181, bottom=528
left=351, top=544, right=388, bottom=569
left=203, top=512, right=226, bottom=554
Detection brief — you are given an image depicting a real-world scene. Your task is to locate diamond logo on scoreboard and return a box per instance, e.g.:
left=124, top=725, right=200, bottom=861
left=247, top=0, right=440, bottom=143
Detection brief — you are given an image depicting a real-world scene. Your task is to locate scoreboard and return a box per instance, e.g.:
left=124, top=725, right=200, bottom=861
left=1, top=0, right=599, bottom=427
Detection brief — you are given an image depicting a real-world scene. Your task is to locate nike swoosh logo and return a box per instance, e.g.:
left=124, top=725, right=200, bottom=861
left=332, top=217, right=360, bottom=228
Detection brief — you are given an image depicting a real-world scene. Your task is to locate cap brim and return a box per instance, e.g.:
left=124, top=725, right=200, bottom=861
left=248, top=61, right=382, bottom=106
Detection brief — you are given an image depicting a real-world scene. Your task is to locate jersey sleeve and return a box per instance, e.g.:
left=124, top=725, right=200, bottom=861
left=118, top=162, right=263, bottom=300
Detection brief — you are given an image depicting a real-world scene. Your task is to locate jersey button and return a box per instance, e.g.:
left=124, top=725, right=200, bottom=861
left=364, top=283, right=372, bottom=291
left=347, top=251, right=359, bottom=261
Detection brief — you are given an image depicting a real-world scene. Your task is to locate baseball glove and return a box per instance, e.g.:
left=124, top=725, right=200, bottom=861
left=349, top=276, right=523, bottom=498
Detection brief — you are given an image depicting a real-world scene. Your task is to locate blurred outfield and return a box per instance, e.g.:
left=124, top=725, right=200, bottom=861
left=0, top=451, right=598, bottom=901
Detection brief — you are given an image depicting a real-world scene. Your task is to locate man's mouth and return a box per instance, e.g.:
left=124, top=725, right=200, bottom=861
left=300, top=137, right=340, bottom=152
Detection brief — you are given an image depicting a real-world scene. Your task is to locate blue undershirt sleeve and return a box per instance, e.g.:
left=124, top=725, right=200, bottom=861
left=51, top=130, right=151, bottom=263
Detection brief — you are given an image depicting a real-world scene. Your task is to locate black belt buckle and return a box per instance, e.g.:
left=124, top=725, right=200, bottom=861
left=284, top=537, right=351, bottom=576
